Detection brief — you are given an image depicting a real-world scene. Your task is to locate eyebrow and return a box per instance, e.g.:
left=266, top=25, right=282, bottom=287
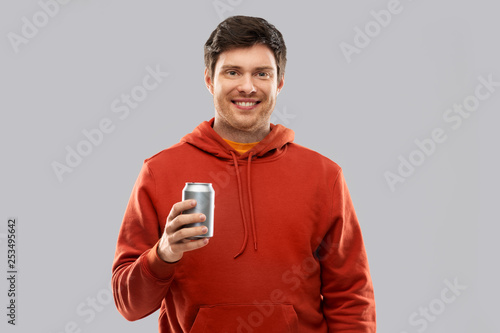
left=220, top=65, right=275, bottom=72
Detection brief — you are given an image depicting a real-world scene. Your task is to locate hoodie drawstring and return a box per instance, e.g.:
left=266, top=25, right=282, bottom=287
left=231, top=151, right=257, bottom=258
left=246, top=152, right=257, bottom=251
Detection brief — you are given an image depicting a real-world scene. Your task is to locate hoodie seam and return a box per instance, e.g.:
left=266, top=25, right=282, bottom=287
left=329, top=168, right=343, bottom=222
left=144, top=162, right=158, bottom=202
left=233, top=144, right=289, bottom=165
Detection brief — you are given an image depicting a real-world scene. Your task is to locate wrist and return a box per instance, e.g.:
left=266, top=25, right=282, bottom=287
left=157, top=237, right=182, bottom=263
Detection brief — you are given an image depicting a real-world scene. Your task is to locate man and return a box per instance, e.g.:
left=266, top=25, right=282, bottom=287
left=112, top=15, right=376, bottom=332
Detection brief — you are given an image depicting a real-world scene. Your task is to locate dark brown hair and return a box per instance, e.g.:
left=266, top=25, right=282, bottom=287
left=204, top=15, right=287, bottom=84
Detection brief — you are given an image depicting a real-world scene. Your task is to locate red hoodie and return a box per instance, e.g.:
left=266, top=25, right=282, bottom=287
left=112, top=118, right=376, bottom=332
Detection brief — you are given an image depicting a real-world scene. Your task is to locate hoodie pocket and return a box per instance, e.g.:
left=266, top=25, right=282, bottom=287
left=189, top=303, right=299, bottom=333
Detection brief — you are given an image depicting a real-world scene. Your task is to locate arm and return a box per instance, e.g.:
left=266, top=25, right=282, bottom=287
left=319, top=169, right=376, bottom=332
left=111, top=163, right=209, bottom=321
left=111, top=163, right=175, bottom=321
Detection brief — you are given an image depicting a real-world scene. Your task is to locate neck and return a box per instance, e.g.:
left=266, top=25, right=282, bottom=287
left=213, top=119, right=270, bottom=143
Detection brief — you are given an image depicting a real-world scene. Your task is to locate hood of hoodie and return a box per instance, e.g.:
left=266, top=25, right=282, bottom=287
left=180, top=118, right=294, bottom=161
left=180, top=118, right=295, bottom=258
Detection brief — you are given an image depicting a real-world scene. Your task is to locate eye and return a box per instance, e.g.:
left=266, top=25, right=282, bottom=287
left=257, top=72, right=271, bottom=78
left=227, top=70, right=238, bottom=76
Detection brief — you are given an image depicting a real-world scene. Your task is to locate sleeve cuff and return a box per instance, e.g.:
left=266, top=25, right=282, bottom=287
left=144, top=241, right=178, bottom=280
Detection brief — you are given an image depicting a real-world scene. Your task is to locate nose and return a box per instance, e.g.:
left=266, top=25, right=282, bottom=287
left=236, top=74, right=256, bottom=94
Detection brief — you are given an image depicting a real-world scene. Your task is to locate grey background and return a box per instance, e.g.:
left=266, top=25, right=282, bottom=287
left=1, top=0, right=498, bottom=332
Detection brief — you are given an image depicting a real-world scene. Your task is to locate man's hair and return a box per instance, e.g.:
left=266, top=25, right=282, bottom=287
left=204, top=15, right=287, bottom=84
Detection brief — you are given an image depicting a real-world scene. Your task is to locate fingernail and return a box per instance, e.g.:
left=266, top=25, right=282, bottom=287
left=203, top=238, right=209, bottom=244
left=191, top=200, right=196, bottom=206
left=199, top=214, right=205, bottom=221
left=202, top=227, right=208, bottom=233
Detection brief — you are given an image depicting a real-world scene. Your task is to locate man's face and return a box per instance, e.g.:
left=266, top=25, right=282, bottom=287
left=205, top=44, right=284, bottom=137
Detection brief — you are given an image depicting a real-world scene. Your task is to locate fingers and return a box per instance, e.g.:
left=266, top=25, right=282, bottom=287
left=158, top=200, right=209, bottom=263
left=168, top=214, right=207, bottom=240
left=159, top=218, right=209, bottom=263
left=158, top=232, right=209, bottom=263
left=167, top=205, right=206, bottom=232
left=165, top=200, right=208, bottom=243
left=170, top=237, right=209, bottom=255
left=167, top=199, right=196, bottom=222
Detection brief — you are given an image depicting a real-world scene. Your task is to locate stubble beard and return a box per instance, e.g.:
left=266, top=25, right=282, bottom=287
left=214, top=96, right=274, bottom=137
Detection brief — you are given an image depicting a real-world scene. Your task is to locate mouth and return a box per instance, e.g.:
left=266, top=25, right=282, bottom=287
left=231, top=99, right=261, bottom=109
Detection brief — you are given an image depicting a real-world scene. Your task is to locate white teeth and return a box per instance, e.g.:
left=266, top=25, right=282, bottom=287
left=235, top=101, right=257, bottom=107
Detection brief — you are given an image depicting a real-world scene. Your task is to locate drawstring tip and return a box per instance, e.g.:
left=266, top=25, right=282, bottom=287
left=233, top=243, right=246, bottom=259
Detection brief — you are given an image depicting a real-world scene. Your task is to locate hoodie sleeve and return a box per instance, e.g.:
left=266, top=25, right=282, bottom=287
left=111, top=162, right=176, bottom=321
left=318, top=169, right=376, bottom=332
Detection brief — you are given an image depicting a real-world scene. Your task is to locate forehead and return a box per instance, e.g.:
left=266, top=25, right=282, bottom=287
left=214, top=44, right=277, bottom=72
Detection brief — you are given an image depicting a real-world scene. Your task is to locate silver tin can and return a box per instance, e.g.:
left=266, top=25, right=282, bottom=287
left=182, top=182, right=214, bottom=238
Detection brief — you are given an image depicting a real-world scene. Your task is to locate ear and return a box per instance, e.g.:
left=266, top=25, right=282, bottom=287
left=277, top=75, right=285, bottom=94
left=204, top=68, right=214, bottom=95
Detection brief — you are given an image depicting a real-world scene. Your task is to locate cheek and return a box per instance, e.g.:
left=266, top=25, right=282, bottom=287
left=214, top=84, right=233, bottom=99
left=260, top=83, right=278, bottom=98
left=263, top=91, right=278, bottom=103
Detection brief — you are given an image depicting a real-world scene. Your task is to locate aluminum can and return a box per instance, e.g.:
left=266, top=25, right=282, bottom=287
left=182, top=182, right=214, bottom=238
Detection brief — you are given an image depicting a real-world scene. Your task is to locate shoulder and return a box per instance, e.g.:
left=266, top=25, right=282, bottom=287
left=143, top=141, right=195, bottom=168
left=287, top=142, right=342, bottom=173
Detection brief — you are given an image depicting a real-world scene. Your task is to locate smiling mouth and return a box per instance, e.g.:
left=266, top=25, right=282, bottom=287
left=232, top=101, right=260, bottom=107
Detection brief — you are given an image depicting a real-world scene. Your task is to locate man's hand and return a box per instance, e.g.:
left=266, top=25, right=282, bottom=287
left=157, top=200, right=209, bottom=263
